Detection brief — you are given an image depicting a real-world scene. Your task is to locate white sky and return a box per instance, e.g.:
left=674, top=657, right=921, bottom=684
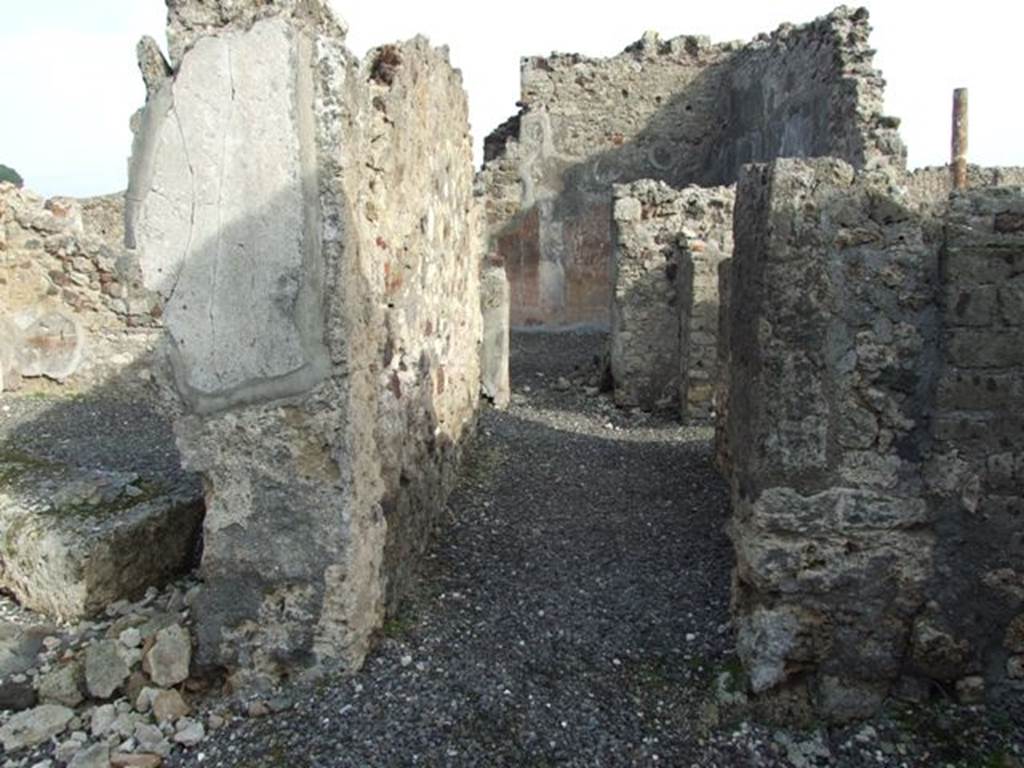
left=1, top=1, right=1021, bottom=198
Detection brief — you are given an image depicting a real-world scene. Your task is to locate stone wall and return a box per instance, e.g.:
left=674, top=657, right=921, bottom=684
left=128, top=1, right=481, bottom=685
left=481, top=6, right=904, bottom=328
left=609, top=180, right=733, bottom=417
left=610, top=181, right=687, bottom=411
left=724, top=157, right=1024, bottom=722
left=727, top=158, right=938, bottom=722
left=677, top=186, right=734, bottom=420
left=708, top=8, right=904, bottom=184
left=714, top=257, right=732, bottom=473
left=481, top=33, right=733, bottom=328
left=903, top=165, right=1024, bottom=210
left=923, top=187, right=1024, bottom=705
left=0, top=184, right=160, bottom=392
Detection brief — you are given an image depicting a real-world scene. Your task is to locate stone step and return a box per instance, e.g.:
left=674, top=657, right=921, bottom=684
left=0, top=453, right=203, bottom=620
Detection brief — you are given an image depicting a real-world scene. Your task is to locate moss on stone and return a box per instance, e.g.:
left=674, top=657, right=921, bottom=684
left=50, top=478, right=168, bottom=522
left=0, top=449, right=53, bottom=483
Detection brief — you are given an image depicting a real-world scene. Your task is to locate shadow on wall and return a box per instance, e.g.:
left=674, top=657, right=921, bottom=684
left=2, top=155, right=473, bottom=668
left=493, top=63, right=731, bottom=329
left=488, top=12, right=902, bottom=330
left=127, top=147, right=479, bottom=677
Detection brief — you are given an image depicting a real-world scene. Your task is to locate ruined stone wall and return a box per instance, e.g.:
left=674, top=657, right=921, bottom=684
left=610, top=181, right=687, bottom=411
left=727, top=158, right=941, bottom=722
left=708, top=8, right=905, bottom=184
left=714, top=257, right=732, bottom=474
left=609, top=180, right=732, bottom=416
left=677, top=186, right=734, bottom=420
left=0, top=184, right=161, bottom=392
left=359, top=38, right=483, bottom=617
left=481, top=6, right=904, bottom=328
left=483, top=34, right=733, bottom=328
left=725, top=157, right=1024, bottom=721
left=922, top=187, right=1024, bottom=703
left=128, top=2, right=481, bottom=685
left=903, top=165, right=1024, bottom=210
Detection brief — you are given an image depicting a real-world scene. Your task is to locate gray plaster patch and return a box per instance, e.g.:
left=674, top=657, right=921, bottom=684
left=129, top=19, right=327, bottom=413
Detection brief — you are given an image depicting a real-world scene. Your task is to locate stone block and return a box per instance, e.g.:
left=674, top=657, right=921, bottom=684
left=945, top=329, right=1024, bottom=369
left=936, top=370, right=1023, bottom=412
left=0, top=455, right=203, bottom=620
left=943, top=247, right=1024, bottom=285
left=85, top=640, right=131, bottom=699
left=1000, top=280, right=1024, bottom=325
left=943, top=285, right=998, bottom=327
left=35, top=660, right=85, bottom=707
left=0, top=704, right=74, bottom=752
left=480, top=265, right=511, bottom=408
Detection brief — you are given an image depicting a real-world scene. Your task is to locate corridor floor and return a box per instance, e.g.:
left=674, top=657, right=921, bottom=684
left=178, top=332, right=1022, bottom=768
left=182, top=330, right=735, bottom=766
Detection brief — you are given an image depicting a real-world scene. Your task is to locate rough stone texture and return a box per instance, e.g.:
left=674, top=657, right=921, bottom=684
left=0, top=183, right=162, bottom=391
left=610, top=181, right=687, bottom=411
left=112, top=755, right=163, bottom=768
left=609, top=181, right=733, bottom=416
left=128, top=2, right=481, bottom=683
left=924, top=186, right=1024, bottom=706
left=35, top=660, right=85, bottom=707
left=84, top=640, right=131, bottom=699
left=480, top=264, right=511, bottom=408
left=726, top=158, right=939, bottom=722
left=725, top=158, right=1024, bottom=722
left=143, top=624, right=191, bottom=687
left=151, top=689, right=189, bottom=723
left=164, top=0, right=346, bottom=69
left=714, top=257, right=733, bottom=474
left=710, top=8, right=905, bottom=183
left=481, top=6, right=904, bottom=328
left=0, top=455, right=203, bottom=620
left=676, top=186, right=734, bottom=420
left=69, top=743, right=111, bottom=768
left=0, top=704, right=73, bottom=752
left=903, top=165, right=1024, bottom=210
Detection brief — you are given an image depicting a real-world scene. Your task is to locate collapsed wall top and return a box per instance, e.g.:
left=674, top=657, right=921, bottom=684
left=164, top=0, right=347, bottom=68
left=480, top=5, right=906, bottom=328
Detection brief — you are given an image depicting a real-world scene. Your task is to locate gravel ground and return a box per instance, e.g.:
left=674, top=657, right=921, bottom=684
left=155, top=331, right=1021, bottom=768
left=2, top=332, right=1020, bottom=767
left=0, top=389, right=185, bottom=481
left=166, top=330, right=736, bottom=767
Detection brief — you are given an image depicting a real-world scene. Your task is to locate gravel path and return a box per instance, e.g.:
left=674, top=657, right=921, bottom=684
left=172, top=330, right=736, bottom=767
left=2, top=333, right=1019, bottom=767
left=0, top=390, right=185, bottom=481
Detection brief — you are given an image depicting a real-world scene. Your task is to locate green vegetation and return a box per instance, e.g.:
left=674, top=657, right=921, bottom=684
left=0, top=164, right=23, bottom=188
left=380, top=602, right=418, bottom=639
left=54, top=477, right=166, bottom=522
left=0, top=449, right=51, bottom=484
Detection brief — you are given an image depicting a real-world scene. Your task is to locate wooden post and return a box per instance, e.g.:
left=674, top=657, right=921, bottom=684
left=952, top=88, right=969, bottom=190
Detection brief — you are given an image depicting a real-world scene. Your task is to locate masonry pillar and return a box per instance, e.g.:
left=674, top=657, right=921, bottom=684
left=727, top=158, right=941, bottom=721
left=128, top=0, right=481, bottom=685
